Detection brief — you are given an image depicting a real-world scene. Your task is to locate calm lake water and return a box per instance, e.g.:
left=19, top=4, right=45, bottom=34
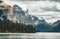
left=0, top=32, right=60, bottom=39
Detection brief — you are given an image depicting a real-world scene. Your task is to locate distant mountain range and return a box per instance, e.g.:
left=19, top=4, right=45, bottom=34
left=13, top=4, right=60, bottom=32
left=52, top=20, right=60, bottom=32
left=35, top=20, right=60, bottom=32
left=0, top=1, right=60, bottom=32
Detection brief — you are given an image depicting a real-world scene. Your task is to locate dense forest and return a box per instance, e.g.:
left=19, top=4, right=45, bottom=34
left=0, top=19, right=35, bottom=33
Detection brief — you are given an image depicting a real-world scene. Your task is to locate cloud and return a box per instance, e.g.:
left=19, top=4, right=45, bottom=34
left=49, top=0, right=60, bottom=2
left=9, top=0, right=45, bottom=1
left=41, top=5, right=60, bottom=12
left=2, top=0, right=60, bottom=3
left=26, top=1, right=60, bottom=14
left=8, top=0, right=60, bottom=3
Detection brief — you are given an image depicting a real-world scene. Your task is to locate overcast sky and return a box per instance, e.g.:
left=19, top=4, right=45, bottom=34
left=2, top=0, right=60, bottom=23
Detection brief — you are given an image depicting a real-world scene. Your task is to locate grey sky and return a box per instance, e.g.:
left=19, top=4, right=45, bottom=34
left=5, top=0, right=60, bottom=2
left=50, top=0, right=60, bottom=2
left=8, top=0, right=46, bottom=1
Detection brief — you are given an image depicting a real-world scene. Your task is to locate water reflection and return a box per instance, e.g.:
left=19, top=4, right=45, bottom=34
left=0, top=33, right=60, bottom=39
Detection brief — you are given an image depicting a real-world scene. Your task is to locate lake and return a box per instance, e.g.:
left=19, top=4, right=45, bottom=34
left=0, top=32, right=60, bottom=39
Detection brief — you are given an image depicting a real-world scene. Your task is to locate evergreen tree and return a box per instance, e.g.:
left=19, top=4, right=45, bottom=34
left=0, top=19, right=36, bottom=33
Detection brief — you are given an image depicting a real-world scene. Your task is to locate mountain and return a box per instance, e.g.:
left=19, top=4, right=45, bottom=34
left=0, top=9, right=7, bottom=21
left=1, top=1, right=60, bottom=32
left=0, top=2, right=40, bottom=25
left=13, top=4, right=25, bottom=15
left=34, top=19, right=60, bottom=32
left=13, top=4, right=40, bottom=25
left=34, top=18, right=51, bottom=32
left=0, top=1, right=13, bottom=21
left=52, top=20, right=60, bottom=26
left=52, top=20, right=60, bottom=32
left=13, top=4, right=32, bottom=24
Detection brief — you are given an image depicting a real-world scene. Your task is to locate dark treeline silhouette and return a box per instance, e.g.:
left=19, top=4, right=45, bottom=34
left=0, top=19, right=35, bottom=33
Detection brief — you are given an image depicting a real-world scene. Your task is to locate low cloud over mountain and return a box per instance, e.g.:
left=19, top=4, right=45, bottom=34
left=41, top=6, right=60, bottom=12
